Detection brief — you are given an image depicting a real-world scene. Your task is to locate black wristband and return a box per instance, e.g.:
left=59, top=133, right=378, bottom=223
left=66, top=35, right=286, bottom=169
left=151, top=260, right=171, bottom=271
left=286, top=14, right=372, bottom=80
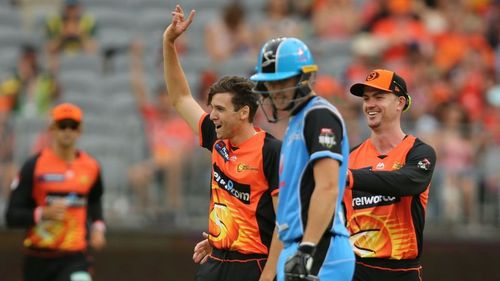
left=298, top=243, right=316, bottom=256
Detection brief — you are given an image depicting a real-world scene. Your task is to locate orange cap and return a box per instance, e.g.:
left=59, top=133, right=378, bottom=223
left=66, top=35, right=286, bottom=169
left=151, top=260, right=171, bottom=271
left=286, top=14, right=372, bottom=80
left=51, top=103, right=83, bottom=122
left=350, top=69, right=411, bottom=111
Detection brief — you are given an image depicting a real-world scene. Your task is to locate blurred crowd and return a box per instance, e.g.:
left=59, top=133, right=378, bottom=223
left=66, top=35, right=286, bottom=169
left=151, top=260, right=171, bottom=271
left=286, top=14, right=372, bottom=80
left=0, top=0, right=499, bottom=232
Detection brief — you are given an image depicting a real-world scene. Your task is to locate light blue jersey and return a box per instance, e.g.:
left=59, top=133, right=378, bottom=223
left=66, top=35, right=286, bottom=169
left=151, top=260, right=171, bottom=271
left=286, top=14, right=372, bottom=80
left=276, top=96, right=350, bottom=242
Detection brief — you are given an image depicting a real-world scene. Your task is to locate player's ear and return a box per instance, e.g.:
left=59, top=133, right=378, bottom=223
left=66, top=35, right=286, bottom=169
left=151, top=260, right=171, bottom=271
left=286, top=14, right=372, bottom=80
left=397, top=96, right=406, bottom=112
left=239, top=105, right=250, bottom=120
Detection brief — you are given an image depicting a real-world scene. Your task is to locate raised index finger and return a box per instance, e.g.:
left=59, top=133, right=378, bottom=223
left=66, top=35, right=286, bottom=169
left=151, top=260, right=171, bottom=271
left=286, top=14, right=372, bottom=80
left=185, top=9, right=196, bottom=26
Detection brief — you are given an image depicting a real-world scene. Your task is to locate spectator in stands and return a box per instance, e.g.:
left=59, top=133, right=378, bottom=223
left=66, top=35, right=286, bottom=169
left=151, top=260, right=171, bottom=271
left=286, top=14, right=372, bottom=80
left=205, top=1, right=254, bottom=62
left=433, top=3, right=494, bottom=76
left=0, top=44, right=60, bottom=118
left=477, top=85, right=500, bottom=224
left=290, top=0, right=314, bottom=20
left=0, top=43, right=60, bottom=213
left=367, top=0, right=433, bottom=64
left=435, top=102, right=477, bottom=224
left=0, top=116, right=15, bottom=205
left=256, top=0, right=303, bottom=47
left=127, top=42, right=195, bottom=217
left=311, top=0, right=360, bottom=39
left=44, top=0, right=98, bottom=70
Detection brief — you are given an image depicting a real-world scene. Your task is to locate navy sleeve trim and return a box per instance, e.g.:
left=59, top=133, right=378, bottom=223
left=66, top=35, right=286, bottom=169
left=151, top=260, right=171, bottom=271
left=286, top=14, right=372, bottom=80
left=200, top=114, right=217, bottom=151
left=304, top=108, right=343, bottom=157
left=87, top=168, right=104, bottom=222
left=5, top=154, right=40, bottom=228
left=262, top=133, right=281, bottom=192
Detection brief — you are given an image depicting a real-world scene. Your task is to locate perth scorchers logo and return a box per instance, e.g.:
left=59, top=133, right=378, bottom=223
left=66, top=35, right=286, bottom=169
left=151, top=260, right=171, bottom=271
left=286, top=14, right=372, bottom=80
left=348, top=213, right=416, bottom=259
left=349, top=214, right=390, bottom=257
left=366, top=71, right=379, bottom=81
left=208, top=203, right=239, bottom=250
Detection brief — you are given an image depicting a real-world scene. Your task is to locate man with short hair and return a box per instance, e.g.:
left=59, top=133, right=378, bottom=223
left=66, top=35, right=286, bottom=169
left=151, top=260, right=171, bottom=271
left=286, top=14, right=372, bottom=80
left=344, top=69, right=437, bottom=281
left=163, top=5, right=281, bottom=281
left=5, top=102, right=106, bottom=281
left=250, top=37, right=355, bottom=281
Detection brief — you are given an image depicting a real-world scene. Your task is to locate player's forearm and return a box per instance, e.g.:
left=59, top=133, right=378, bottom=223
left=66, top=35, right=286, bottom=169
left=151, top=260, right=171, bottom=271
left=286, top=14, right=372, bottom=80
left=302, top=185, right=337, bottom=244
left=350, top=141, right=436, bottom=196
left=260, top=229, right=282, bottom=280
left=162, top=38, right=192, bottom=108
left=351, top=167, right=431, bottom=196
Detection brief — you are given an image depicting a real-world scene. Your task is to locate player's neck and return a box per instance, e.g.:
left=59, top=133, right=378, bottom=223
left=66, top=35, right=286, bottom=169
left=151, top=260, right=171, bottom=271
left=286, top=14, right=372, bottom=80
left=229, top=125, right=257, bottom=146
left=52, top=144, right=77, bottom=162
left=370, top=125, right=406, bottom=155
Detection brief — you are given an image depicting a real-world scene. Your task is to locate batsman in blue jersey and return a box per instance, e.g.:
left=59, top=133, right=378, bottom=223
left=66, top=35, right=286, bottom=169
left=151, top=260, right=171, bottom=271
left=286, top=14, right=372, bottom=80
left=250, top=37, right=355, bottom=281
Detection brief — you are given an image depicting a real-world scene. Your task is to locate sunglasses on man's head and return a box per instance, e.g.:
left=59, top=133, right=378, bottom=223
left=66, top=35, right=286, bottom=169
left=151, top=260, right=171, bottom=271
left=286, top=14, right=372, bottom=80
left=56, top=120, right=80, bottom=130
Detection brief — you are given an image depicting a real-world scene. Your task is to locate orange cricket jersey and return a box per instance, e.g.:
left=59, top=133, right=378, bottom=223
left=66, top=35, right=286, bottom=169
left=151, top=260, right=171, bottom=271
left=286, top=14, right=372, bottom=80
left=199, top=114, right=280, bottom=255
left=24, top=148, right=101, bottom=252
left=344, top=135, right=430, bottom=261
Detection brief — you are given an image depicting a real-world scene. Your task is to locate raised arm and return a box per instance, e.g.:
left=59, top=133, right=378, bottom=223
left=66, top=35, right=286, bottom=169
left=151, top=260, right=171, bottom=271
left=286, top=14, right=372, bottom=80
left=162, top=4, right=206, bottom=133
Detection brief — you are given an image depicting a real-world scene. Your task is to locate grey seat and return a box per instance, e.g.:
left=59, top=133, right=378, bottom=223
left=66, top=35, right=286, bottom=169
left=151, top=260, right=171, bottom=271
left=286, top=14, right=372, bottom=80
left=184, top=9, right=217, bottom=54
left=312, top=38, right=353, bottom=59
left=0, top=5, right=21, bottom=27
left=86, top=0, right=132, bottom=11
left=100, top=72, right=132, bottom=95
left=317, top=55, right=352, bottom=80
left=59, top=53, right=102, bottom=74
left=215, top=55, right=255, bottom=77
left=0, top=26, right=31, bottom=49
left=91, top=8, right=134, bottom=50
left=59, top=70, right=99, bottom=95
left=0, top=47, right=19, bottom=72
left=12, top=116, right=47, bottom=164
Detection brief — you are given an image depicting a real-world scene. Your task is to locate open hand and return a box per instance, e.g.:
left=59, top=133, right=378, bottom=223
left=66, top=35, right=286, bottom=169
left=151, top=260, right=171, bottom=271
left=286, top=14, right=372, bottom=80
left=163, top=4, right=195, bottom=44
left=90, top=229, right=106, bottom=251
left=41, top=198, right=68, bottom=221
left=193, top=232, right=211, bottom=264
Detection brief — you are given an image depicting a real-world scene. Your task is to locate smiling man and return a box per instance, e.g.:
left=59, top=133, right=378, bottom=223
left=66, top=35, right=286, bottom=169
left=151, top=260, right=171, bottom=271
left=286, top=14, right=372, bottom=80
left=162, top=5, right=281, bottom=281
left=344, top=69, right=437, bottom=281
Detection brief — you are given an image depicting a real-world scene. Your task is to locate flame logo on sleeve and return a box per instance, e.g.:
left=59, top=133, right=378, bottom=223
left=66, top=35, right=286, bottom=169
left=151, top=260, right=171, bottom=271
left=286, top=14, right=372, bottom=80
left=348, top=214, right=415, bottom=259
left=208, top=203, right=240, bottom=249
